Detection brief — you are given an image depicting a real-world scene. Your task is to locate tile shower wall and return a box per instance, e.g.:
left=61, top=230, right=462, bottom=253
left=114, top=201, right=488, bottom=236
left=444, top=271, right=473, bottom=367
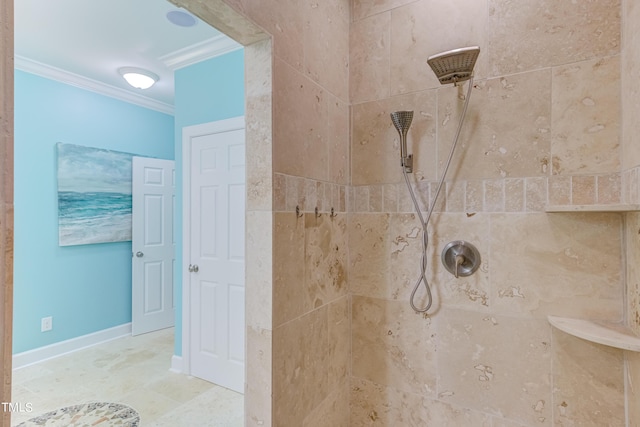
left=350, top=0, right=629, bottom=426
left=239, top=0, right=352, bottom=425
left=623, top=1, right=640, bottom=425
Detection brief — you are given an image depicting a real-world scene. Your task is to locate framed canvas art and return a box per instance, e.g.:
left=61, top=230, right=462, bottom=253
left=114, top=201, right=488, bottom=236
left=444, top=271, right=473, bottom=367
left=57, top=142, right=135, bottom=246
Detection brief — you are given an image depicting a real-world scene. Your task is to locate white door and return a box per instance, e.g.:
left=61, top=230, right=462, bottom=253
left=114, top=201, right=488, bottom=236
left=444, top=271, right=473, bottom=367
left=132, top=156, right=175, bottom=336
left=183, top=117, right=245, bottom=393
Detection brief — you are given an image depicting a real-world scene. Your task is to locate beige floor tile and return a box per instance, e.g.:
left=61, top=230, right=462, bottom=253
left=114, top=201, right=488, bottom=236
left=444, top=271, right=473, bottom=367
left=11, top=327, right=244, bottom=426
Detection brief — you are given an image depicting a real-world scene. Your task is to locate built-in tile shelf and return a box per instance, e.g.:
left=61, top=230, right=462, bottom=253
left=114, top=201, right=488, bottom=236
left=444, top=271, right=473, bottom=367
left=545, top=204, right=640, bottom=212
left=548, top=315, right=640, bottom=352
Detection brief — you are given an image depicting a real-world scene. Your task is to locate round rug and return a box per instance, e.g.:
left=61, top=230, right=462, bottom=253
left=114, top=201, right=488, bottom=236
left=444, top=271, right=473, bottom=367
left=16, top=402, right=140, bottom=427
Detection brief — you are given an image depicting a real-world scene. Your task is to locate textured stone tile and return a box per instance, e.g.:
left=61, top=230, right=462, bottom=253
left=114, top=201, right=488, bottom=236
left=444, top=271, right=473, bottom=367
left=445, top=180, right=465, bottom=212
left=490, top=213, right=622, bottom=320
left=437, top=71, right=552, bottom=180
left=351, top=296, right=437, bottom=395
left=245, top=0, right=304, bottom=71
left=273, top=307, right=329, bottom=426
left=504, top=178, right=525, bottom=212
left=328, top=94, right=350, bottom=185
left=350, top=12, right=391, bottom=103
left=597, top=173, right=621, bottom=204
left=352, top=90, right=437, bottom=185
left=246, top=211, right=273, bottom=330
left=383, top=184, right=399, bottom=212
left=369, top=185, right=384, bottom=212
left=552, top=56, right=621, bottom=175
left=303, top=0, right=349, bottom=101
left=350, top=377, right=492, bottom=427
left=552, top=329, right=625, bottom=426
left=571, top=175, right=596, bottom=205
left=628, top=351, right=640, bottom=427
left=273, top=212, right=305, bottom=327
left=438, top=309, right=552, bottom=426
left=273, top=173, right=286, bottom=211
left=388, top=213, right=425, bottom=303
left=304, top=213, right=348, bottom=311
left=273, top=57, right=328, bottom=180
left=389, top=0, right=488, bottom=95
left=626, top=212, right=640, bottom=335
left=151, top=385, right=244, bottom=426
left=245, top=326, right=271, bottom=427
left=465, top=180, right=483, bottom=212
left=525, top=177, right=547, bottom=212
left=303, top=382, right=350, bottom=427
left=246, top=93, right=273, bottom=211
left=349, top=214, right=390, bottom=298
left=327, top=296, right=350, bottom=391
left=488, top=0, right=620, bottom=76
left=548, top=175, right=571, bottom=206
left=351, top=0, right=416, bottom=22
left=354, top=186, right=369, bottom=212
left=484, top=179, right=504, bottom=212
left=622, top=0, right=640, bottom=170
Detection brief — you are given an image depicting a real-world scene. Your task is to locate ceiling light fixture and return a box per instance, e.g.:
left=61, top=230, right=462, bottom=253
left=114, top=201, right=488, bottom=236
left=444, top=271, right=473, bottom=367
left=166, top=10, right=197, bottom=27
left=118, top=67, right=159, bottom=90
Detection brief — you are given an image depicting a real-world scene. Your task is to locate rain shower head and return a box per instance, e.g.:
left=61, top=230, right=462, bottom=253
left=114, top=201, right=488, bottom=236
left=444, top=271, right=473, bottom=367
left=427, top=46, right=480, bottom=85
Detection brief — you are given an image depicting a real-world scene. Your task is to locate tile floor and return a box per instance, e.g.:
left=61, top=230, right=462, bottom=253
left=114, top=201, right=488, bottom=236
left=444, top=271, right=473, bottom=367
left=11, top=327, right=244, bottom=426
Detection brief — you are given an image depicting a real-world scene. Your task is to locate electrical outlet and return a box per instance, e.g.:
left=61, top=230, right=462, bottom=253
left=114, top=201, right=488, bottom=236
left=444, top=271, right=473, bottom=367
left=41, top=316, right=52, bottom=332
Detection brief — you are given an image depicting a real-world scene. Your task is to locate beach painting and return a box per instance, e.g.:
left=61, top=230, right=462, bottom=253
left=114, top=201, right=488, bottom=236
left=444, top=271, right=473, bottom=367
left=57, top=143, right=135, bottom=246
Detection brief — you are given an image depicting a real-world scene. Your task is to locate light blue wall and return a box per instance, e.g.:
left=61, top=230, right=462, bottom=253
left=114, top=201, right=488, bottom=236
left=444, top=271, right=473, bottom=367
left=13, top=70, right=174, bottom=353
left=173, top=49, right=245, bottom=356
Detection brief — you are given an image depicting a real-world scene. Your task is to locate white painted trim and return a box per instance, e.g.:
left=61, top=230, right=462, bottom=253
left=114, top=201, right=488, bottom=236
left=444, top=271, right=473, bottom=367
left=160, top=35, right=243, bottom=71
left=170, top=355, right=183, bottom=373
left=15, top=56, right=174, bottom=115
left=12, top=323, right=132, bottom=370
left=181, top=116, right=246, bottom=377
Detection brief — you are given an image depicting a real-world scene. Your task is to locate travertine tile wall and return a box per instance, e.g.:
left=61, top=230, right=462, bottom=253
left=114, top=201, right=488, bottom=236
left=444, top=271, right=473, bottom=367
left=229, top=0, right=352, bottom=426
left=350, top=0, right=630, bottom=425
left=623, top=1, right=640, bottom=425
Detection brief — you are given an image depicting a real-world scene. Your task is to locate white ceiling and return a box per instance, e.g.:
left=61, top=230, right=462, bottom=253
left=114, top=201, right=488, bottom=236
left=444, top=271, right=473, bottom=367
left=14, top=0, right=241, bottom=114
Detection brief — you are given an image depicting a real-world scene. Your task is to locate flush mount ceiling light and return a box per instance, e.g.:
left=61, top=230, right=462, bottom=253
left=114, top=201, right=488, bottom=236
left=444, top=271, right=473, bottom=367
left=166, top=9, right=197, bottom=27
left=118, top=67, right=159, bottom=90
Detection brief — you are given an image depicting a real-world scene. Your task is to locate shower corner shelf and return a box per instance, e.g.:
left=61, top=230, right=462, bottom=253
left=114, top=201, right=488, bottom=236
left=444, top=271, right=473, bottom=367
left=548, top=315, right=640, bottom=352
left=545, top=203, right=640, bottom=213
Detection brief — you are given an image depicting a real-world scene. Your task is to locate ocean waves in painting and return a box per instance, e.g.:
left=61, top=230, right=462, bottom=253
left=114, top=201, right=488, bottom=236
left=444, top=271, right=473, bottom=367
left=58, top=191, right=132, bottom=246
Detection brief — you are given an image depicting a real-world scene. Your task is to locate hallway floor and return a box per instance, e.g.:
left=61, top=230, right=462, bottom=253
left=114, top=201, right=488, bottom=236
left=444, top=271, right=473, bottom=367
left=11, top=327, right=244, bottom=426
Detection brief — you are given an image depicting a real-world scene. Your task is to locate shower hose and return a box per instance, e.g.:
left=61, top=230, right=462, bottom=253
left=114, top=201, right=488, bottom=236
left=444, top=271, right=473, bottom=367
left=405, top=76, right=475, bottom=313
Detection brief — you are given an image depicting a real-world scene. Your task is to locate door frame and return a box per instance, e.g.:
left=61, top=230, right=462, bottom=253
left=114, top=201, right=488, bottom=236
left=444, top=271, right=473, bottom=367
left=181, top=116, right=245, bottom=376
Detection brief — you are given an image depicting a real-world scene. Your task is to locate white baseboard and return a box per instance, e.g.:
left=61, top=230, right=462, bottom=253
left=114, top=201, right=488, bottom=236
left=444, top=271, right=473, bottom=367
left=12, top=323, right=132, bottom=370
left=170, top=355, right=183, bottom=373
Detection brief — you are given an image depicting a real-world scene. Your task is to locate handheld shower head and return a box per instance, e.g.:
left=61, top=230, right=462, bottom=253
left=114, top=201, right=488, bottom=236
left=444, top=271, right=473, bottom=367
left=390, top=111, right=414, bottom=173
left=427, top=46, right=480, bottom=85
left=391, top=110, right=413, bottom=136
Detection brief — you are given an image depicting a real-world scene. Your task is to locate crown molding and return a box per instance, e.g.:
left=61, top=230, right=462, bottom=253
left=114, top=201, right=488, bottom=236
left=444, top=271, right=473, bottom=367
left=15, top=56, right=174, bottom=115
left=160, top=34, right=242, bottom=70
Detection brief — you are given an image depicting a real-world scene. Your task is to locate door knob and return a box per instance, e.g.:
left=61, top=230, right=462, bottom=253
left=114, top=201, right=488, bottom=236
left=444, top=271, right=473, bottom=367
left=188, top=264, right=199, bottom=273
left=136, top=251, right=144, bottom=258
